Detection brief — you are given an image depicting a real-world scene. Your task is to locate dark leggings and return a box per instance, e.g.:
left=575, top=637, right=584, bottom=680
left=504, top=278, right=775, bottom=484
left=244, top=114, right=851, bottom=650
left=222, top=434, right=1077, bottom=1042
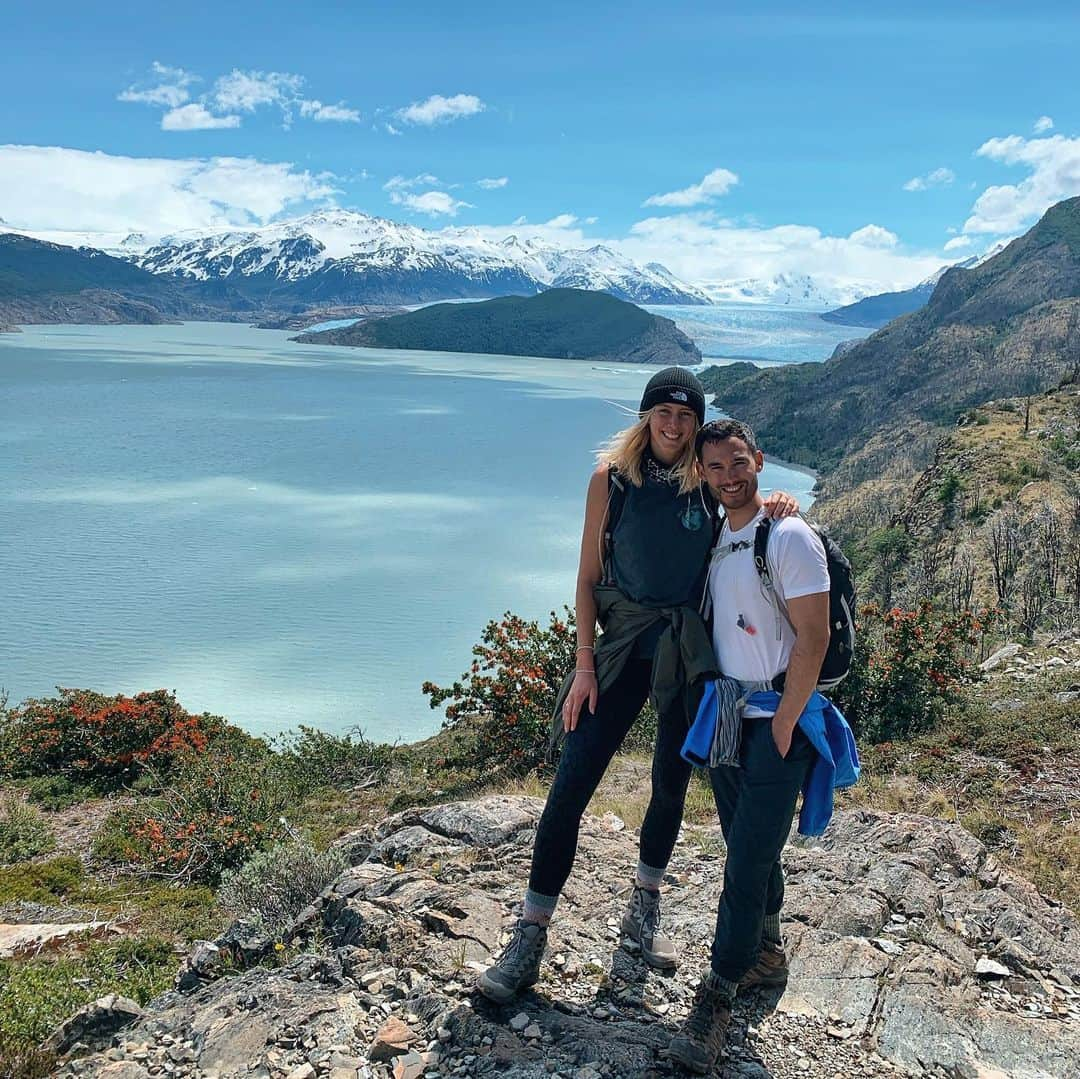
left=528, top=660, right=693, bottom=899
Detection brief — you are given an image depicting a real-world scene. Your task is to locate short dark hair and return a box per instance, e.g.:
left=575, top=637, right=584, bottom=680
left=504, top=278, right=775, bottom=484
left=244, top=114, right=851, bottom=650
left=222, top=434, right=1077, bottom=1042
left=695, top=418, right=759, bottom=460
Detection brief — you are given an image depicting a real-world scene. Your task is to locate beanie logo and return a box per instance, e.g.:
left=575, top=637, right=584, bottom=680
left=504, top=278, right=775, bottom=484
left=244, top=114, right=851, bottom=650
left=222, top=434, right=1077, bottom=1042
left=669, top=390, right=688, bottom=401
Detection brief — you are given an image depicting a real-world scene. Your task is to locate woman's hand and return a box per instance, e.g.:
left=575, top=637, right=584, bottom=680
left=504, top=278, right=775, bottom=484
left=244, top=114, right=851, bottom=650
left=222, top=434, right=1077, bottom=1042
left=763, top=490, right=799, bottom=519
left=563, top=669, right=598, bottom=732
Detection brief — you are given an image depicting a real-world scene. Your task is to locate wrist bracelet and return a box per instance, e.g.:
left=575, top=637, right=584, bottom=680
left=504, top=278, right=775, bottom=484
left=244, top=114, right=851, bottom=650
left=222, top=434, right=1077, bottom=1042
left=574, top=668, right=596, bottom=675
left=575, top=645, right=594, bottom=652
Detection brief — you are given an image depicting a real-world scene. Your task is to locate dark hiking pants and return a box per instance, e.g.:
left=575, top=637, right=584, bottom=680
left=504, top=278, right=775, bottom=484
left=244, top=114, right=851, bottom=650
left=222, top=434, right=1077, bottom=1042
left=707, top=714, right=814, bottom=982
left=528, top=659, right=693, bottom=901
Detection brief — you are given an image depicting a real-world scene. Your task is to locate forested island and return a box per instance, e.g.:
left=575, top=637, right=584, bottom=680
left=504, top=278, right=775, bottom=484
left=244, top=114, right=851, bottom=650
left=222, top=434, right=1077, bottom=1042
left=294, top=288, right=702, bottom=364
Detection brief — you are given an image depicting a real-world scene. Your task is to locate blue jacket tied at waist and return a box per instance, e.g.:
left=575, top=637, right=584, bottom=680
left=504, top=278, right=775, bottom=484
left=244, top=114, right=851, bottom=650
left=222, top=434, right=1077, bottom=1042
left=682, top=684, right=860, bottom=837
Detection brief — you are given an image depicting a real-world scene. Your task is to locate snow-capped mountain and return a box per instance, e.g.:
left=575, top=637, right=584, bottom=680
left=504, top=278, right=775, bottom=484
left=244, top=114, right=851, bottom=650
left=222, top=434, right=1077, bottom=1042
left=131, top=210, right=710, bottom=306
left=700, top=273, right=873, bottom=310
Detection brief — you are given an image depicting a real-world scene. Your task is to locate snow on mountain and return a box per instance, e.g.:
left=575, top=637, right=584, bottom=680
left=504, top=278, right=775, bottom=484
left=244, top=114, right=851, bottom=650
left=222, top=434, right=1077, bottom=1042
left=700, top=273, right=873, bottom=310
left=131, top=211, right=710, bottom=306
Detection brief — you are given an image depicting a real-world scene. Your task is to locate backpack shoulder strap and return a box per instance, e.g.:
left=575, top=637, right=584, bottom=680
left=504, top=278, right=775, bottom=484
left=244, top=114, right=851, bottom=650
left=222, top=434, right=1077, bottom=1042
left=753, top=516, right=773, bottom=585
left=602, top=467, right=627, bottom=581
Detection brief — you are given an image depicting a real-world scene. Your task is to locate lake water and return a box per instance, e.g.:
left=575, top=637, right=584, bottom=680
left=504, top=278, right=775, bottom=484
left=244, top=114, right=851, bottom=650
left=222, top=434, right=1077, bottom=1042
left=0, top=320, right=820, bottom=742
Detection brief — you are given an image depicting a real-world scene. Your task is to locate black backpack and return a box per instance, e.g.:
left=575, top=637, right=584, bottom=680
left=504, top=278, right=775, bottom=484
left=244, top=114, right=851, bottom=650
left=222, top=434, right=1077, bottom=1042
left=750, top=516, right=856, bottom=691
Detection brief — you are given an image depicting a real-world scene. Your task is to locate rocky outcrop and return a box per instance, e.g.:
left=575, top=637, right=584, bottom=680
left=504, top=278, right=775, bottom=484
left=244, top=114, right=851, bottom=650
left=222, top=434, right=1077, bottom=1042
left=54, top=797, right=1080, bottom=1078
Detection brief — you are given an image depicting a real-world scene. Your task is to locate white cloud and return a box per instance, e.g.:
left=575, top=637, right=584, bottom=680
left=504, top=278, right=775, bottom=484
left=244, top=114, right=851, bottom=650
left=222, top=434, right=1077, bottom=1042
left=161, top=104, right=241, bottom=131
left=477, top=176, right=508, bottom=189
left=384, top=174, right=443, bottom=192
left=643, top=167, right=739, bottom=208
left=389, top=190, right=472, bottom=217
left=384, top=123, right=402, bottom=136
left=118, top=61, right=198, bottom=108
left=903, top=167, right=955, bottom=192
left=617, top=211, right=941, bottom=294
left=847, top=224, right=898, bottom=248
left=545, top=213, right=578, bottom=228
left=964, top=132, right=1080, bottom=234
left=213, top=69, right=304, bottom=113
left=943, top=236, right=973, bottom=251
left=0, top=144, right=338, bottom=241
left=396, top=93, right=485, bottom=126
left=298, top=99, right=361, bottom=123
left=1034, top=115, right=1054, bottom=134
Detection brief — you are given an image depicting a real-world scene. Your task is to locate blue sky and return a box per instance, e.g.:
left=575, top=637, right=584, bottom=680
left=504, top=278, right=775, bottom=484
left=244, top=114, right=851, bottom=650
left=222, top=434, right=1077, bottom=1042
left=2, top=1, right=1079, bottom=289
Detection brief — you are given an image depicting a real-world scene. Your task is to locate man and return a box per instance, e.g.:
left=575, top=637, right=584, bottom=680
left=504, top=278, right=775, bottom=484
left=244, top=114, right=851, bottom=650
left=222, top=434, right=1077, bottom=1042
left=668, top=419, right=831, bottom=1074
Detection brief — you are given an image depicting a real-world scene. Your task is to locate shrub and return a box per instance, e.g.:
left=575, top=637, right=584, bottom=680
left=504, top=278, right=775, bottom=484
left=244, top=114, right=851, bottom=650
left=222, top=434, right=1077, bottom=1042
left=0, top=796, right=55, bottom=865
left=0, top=937, right=174, bottom=1053
left=273, top=726, right=393, bottom=796
left=217, top=838, right=346, bottom=933
left=422, top=607, right=577, bottom=776
left=0, top=688, right=223, bottom=790
left=22, top=775, right=96, bottom=811
left=95, top=738, right=295, bottom=885
left=0, top=857, right=84, bottom=905
left=834, top=603, right=991, bottom=743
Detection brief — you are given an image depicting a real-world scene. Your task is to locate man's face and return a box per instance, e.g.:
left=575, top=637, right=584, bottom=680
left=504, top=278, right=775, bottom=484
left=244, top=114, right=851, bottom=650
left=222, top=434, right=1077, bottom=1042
left=697, top=437, right=764, bottom=510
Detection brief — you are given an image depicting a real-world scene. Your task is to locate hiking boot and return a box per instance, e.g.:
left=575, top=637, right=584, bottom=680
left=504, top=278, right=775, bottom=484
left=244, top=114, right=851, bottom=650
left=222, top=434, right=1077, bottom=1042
left=739, top=940, right=789, bottom=989
left=621, top=885, right=677, bottom=969
left=477, top=919, right=547, bottom=1003
left=668, top=972, right=734, bottom=1074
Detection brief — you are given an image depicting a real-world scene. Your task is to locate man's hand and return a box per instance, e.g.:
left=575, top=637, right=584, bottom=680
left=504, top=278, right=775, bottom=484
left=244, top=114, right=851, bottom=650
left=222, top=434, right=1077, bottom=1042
left=763, top=490, right=799, bottom=518
left=771, top=713, right=797, bottom=759
left=563, top=670, right=598, bottom=732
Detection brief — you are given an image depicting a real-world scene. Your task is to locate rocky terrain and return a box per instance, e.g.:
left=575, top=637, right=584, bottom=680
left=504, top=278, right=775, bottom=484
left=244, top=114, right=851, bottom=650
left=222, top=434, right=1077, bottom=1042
left=43, top=796, right=1080, bottom=1079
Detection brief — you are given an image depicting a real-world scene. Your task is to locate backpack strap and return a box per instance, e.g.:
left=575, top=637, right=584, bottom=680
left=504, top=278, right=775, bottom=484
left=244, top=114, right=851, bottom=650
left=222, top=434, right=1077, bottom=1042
left=753, top=516, right=792, bottom=644
left=601, top=467, right=627, bottom=583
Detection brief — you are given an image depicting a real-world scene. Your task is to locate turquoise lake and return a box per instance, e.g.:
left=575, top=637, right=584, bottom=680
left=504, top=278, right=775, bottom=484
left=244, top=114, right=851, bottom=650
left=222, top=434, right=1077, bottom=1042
left=0, top=315, right=839, bottom=742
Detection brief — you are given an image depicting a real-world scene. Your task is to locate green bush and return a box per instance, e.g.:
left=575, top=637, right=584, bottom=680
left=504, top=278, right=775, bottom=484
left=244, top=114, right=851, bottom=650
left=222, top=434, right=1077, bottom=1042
left=834, top=603, right=990, bottom=743
left=0, top=938, right=174, bottom=1053
left=423, top=608, right=577, bottom=776
left=0, top=857, right=83, bottom=905
left=94, top=737, right=295, bottom=885
left=272, top=726, right=393, bottom=796
left=22, top=775, right=97, bottom=811
left=218, top=839, right=345, bottom=934
left=0, top=796, right=55, bottom=865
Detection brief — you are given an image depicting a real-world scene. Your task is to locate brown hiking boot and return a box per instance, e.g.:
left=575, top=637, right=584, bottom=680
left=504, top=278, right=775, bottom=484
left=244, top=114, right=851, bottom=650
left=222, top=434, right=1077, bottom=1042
left=739, top=940, right=789, bottom=989
left=668, top=971, right=733, bottom=1074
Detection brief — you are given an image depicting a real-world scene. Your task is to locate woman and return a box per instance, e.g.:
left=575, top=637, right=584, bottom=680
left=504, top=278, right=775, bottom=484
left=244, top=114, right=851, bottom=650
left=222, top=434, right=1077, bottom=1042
left=478, top=366, right=797, bottom=1003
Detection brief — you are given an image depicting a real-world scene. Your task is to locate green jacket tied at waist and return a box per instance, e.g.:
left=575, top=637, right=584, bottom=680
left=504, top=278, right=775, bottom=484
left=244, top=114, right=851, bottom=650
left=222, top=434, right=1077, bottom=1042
left=549, top=584, right=719, bottom=757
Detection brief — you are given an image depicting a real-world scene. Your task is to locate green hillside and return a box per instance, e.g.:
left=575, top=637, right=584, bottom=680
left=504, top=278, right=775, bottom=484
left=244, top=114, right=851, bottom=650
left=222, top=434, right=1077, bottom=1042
left=295, top=288, right=702, bottom=364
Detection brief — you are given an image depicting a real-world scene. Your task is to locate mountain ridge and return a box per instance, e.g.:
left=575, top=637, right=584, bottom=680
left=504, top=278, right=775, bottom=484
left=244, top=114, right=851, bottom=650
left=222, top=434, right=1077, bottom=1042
left=699, top=197, right=1080, bottom=538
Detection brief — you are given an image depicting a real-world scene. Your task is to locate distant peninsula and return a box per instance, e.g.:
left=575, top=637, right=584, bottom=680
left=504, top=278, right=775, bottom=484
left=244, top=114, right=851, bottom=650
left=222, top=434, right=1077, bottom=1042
left=293, top=288, right=702, bottom=364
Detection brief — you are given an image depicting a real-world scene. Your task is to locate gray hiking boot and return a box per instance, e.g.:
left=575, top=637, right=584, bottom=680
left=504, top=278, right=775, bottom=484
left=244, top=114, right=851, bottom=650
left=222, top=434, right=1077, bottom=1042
left=668, top=971, right=734, bottom=1073
left=477, top=919, right=547, bottom=1003
left=621, top=884, right=677, bottom=969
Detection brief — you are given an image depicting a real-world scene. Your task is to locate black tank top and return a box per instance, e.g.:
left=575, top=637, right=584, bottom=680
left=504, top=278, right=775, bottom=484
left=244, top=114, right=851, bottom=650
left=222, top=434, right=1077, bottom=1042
left=608, top=460, right=714, bottom=609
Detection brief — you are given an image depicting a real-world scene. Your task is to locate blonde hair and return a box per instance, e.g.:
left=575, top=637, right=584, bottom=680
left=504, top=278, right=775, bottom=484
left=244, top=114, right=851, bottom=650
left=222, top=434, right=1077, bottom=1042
left=597, top=409, right=701, bottom=496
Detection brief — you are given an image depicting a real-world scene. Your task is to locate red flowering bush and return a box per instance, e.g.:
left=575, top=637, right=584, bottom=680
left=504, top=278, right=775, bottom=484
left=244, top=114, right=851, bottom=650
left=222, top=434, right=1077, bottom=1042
left=0, top=688, right=222, bottom=790
left=834, top=603, right=994, bottom=743
left=422, top=608, right=577, bottom=776
left=94, top=734, right=294, bottom=884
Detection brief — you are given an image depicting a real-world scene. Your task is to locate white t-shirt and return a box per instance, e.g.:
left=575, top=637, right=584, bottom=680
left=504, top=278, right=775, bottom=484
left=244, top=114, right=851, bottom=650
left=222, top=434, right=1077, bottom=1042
left=707, top=508, right=829, bottom=717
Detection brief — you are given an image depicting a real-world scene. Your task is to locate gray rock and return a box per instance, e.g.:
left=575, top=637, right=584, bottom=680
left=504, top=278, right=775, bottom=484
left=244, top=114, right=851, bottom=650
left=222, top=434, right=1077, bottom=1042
left=45, top=995, right=144, bottom=1055
left=981, top=643, right=1024, bottom=671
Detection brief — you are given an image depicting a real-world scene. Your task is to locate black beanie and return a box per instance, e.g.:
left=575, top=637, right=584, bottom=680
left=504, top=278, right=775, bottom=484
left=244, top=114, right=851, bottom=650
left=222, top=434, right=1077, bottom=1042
left=639, top=366, right=706, bottom=425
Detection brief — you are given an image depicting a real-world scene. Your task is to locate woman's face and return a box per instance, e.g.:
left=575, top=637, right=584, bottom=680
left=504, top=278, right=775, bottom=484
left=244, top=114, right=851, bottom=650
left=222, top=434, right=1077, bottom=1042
left=647, top=403, right=698, bottom=464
